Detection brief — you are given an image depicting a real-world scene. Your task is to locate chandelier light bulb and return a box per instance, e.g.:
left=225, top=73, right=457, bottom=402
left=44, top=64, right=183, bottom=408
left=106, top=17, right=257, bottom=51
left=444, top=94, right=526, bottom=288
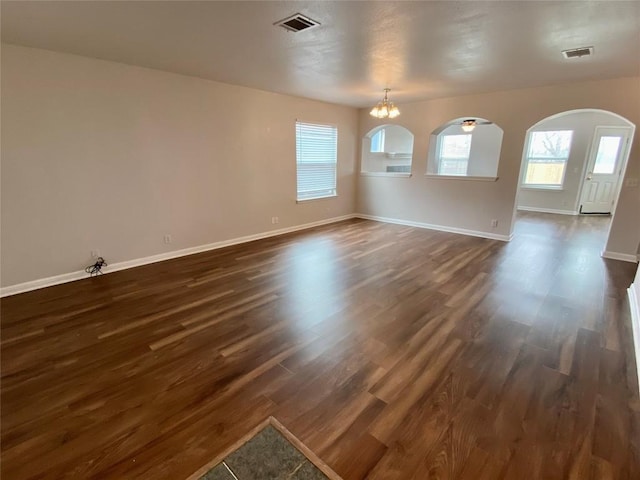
left=370, top=89, right=400, bottom=119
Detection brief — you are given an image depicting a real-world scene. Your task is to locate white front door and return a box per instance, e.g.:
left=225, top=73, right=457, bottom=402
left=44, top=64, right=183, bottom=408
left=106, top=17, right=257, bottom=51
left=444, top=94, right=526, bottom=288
left=579, top=126, right=631, bottom=214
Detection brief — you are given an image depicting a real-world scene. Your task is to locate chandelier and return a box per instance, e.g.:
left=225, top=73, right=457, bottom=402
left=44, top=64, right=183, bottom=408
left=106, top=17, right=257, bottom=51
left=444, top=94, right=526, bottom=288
left=369, top=88, right=400, bottom=119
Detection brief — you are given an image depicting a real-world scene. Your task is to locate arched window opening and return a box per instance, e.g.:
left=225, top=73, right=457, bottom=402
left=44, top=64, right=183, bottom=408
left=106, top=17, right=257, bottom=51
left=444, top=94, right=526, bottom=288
left=361, top=125, right=414, bottom=175
left=426, top=118, right=503, bottom=179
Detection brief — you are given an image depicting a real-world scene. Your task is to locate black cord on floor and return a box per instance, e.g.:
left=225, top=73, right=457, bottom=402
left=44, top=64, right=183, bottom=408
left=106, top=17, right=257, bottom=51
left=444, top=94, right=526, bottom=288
left=85, top=257, right=107, bottom=276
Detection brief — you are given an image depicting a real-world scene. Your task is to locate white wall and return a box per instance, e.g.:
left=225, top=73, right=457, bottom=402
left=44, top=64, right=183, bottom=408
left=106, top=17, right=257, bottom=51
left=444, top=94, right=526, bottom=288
left=384, top=126, right=413, bottom=154
left=632, top=264, right=640, bottom=313
left=467, top=126, right=503, bottom=177
left=517, top=111, right=630, bottom=213
left=0, top=44, right=359, bottom=287
left=3, top=45, right=639, bottom=290
left=357, top=77, right=640, bottom=249
left=629, top=264, right=640, bottom=393
left=426, top=123, right=503, bottom=177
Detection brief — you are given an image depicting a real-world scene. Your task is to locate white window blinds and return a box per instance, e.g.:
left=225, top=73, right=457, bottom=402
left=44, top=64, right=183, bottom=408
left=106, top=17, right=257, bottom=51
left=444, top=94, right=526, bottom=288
left=296, top=121, right=338, bottom=201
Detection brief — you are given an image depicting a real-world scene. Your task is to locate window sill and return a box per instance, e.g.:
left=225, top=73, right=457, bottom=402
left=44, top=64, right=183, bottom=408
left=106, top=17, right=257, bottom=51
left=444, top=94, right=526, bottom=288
left=520, top=185, right=564, bottom=191
left=296, top=194, right=338, bottom=203
left=360, top=172, right=412, bottom=178
left=424, top=174, right=498, bottom=182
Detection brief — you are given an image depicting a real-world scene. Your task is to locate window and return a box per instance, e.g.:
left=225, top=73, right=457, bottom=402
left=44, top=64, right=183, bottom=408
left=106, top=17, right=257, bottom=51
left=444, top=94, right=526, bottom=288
left=593, top=136, right=621, bottom=174
left=523, top=130, right=573, bottom=187
left=370, top=129, right=385, bottom=153
left=438, top=134, right=472, bottom=175
left=296, top=121, right=337, bottom=201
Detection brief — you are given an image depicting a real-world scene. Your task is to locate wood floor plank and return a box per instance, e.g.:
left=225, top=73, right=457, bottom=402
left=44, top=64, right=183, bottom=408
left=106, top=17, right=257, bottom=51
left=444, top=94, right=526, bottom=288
left=1, top=213, right=639, bottom=479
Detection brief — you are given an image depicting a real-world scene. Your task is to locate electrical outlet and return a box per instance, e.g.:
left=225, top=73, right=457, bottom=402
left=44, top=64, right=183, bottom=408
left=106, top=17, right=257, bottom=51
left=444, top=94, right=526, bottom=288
left=271, top=216, right=279, bottom=224
left=626, top=178, right=639, bottom=187
left=491, top=219, right=498, bottom=228
left=163, top=234, right=172, bottom=244
left=91, top=249, right=100, bottom=259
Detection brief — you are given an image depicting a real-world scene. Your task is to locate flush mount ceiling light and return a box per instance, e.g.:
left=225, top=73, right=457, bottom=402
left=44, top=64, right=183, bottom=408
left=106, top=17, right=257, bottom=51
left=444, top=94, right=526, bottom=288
left=370, top=88, right=400, bottom=119
left=461, top=119, right=477, bottom=132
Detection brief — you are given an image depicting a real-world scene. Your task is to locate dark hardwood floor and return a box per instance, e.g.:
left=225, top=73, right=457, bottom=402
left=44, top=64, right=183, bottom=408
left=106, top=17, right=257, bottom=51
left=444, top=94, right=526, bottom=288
left=1, top=213, right=638, bottom=479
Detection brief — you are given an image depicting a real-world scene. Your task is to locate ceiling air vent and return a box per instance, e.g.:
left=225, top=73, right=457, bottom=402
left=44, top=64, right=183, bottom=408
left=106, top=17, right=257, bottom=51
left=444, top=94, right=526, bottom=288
left=275, top=13, right=320, bottom=32
left=562, top=46, right=594, bottom=59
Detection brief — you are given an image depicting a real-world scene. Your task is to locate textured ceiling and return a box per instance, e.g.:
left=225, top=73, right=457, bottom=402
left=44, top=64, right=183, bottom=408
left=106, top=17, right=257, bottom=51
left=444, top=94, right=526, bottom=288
left=2, top=1, right=639, bottom=107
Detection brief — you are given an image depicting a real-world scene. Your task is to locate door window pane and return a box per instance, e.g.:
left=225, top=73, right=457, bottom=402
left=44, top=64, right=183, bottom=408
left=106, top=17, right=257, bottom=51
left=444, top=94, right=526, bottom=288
left=593, top=136, right=621, bottom=174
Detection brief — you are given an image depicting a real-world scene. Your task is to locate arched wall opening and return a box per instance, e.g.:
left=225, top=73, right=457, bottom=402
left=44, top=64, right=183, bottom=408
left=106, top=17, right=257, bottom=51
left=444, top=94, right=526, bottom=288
left=361, top=124, right=414, bottom=175
left=426, top=117, right=503, bottom=178
left=514, top=108, right=636, bottom=256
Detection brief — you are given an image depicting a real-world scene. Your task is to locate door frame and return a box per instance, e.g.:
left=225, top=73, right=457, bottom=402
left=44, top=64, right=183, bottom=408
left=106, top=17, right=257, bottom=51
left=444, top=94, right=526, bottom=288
left=576, top=124, right=634, bottom=216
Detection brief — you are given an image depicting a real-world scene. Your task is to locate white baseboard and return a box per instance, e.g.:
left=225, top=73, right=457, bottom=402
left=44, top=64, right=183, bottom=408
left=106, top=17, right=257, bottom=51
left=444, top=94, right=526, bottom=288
left=0, top=214, right=357, bottom=297
left=517, top=206, right=578, bottom=216
left=355, top=214, right=513, bottom=242
left=0, top=270, right=90, bottom=298
left=628, top=284, right=640, bottom=396
left=601, top=250, right=640, bottom=263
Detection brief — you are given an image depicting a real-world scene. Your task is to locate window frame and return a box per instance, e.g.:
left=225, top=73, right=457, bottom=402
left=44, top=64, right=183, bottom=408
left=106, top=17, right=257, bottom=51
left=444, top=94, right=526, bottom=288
left=295, top=121, right=338, bottom=202
left=437, top=133, right=472, bottom=176
left=521, top=130, right=573, bottom=190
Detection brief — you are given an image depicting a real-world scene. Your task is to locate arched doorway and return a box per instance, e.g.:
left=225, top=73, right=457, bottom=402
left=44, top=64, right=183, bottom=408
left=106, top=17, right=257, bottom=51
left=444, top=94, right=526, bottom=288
left=514, top=109, right=636, bottom=256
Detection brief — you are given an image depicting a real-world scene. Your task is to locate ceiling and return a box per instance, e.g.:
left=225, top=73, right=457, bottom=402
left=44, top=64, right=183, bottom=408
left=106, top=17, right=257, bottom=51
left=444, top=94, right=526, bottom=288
left=2, top=1, right=639, bottom=107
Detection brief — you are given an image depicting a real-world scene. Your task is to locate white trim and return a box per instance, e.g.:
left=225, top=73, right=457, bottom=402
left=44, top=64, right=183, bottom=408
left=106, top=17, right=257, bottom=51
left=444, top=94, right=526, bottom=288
left=0, top=270, right=90, bottom=298
left=528, top=110, right=635, bottom=130
left=424, top=174, right=498, bottom=182
left=355, top=214, right=512, bottom=242
left=384, top=152, right=412, bottom=160
left=360, top=172, right=412, bottom=178
left=578, top=125, right=634, bottom=217
left=0, top=214, right=357, bottom=297
left=627, top=284, right=640, bottom=396
left=519, top=185, right=564, bottom=191
left=296, top=194, right=338, bottom=203
left=601, top=250, right=639, bottom=263
left=517, top=206, right=578, bottom=216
